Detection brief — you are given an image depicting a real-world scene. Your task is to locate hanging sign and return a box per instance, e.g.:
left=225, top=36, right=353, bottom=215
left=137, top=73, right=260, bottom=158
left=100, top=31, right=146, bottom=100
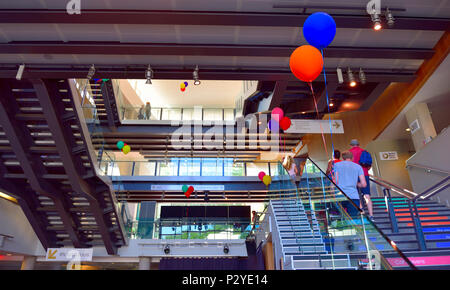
left=409, top=119, right=420, bottom=134
left=379, top=151, right=398, bottom=161
left=284, top=120, right=344, bottom=134
left=45, top=248, right=93, bottom=261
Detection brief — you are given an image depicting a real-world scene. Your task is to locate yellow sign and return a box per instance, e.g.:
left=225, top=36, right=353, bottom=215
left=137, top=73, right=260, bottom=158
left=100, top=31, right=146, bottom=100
left=47, top=249, right=57, bottom=259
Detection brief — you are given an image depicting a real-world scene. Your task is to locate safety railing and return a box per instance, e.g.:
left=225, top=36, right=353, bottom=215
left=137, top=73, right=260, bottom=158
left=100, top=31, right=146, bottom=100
left=370, top=174, right=450, bottom=251
left=268, top=158, right=415, bottom=269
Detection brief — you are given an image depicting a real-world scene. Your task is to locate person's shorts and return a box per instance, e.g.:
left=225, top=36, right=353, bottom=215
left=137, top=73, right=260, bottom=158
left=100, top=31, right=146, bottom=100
left=360, top=175, right=371, bottom=195
left=342, top=199, right=361, bottom=217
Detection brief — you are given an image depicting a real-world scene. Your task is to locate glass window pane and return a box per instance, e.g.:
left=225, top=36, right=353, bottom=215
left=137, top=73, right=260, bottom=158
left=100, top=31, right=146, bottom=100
left=157, top=159, right=178, bottom=176
left=179, top=158, right=200, bottom=176
left=161, top=108, right=181, bottom=120
left=203, top=109, right=223, bottom=121
left=246, top=162, right=269, bottom=176
left=224, top=161, right=244, bottom=176
left=134, top=161, right=156, bottom=176
left=224, top=109, right=235, bottom=121
left=202, top=158, right=223, bottom=176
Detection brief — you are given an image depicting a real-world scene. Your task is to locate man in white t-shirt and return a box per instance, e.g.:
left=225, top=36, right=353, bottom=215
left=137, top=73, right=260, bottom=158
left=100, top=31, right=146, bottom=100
left=334, top=151, right=367, bottom=218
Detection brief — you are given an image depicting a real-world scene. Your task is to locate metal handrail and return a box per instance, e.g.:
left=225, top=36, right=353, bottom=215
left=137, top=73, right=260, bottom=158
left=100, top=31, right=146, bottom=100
left=406, top=163, right=450, bottom=176
left=369, top=175, right=418, bottom=199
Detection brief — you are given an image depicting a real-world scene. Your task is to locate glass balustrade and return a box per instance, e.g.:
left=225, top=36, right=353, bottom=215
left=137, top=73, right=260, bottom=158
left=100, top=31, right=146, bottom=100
left=269, top=158, right=415, bottom=270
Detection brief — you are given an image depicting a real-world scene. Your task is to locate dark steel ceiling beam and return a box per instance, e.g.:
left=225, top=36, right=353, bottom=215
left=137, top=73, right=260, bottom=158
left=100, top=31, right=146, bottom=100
left=268, top=81, right=288, bottom=110
left=358, top=82, right=391, bottom=111
left=0, top=10, right=448, bottom=31
left=0, top=42, right=434, bottom=60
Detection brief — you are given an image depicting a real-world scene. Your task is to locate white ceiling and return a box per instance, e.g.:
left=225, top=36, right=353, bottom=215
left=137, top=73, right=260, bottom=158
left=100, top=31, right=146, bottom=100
left=377, top=53, right=450, bottom=141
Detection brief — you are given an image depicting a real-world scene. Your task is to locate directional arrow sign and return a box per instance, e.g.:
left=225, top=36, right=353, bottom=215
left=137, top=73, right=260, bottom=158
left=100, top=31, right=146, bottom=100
left=45, top=248, right=93, bottom=261
left=285, top=120, right=344, bottom=134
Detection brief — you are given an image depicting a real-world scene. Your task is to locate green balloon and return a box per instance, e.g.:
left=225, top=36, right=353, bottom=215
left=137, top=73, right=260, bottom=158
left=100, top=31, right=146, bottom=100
left=117, top=141, right=125, bottom=150
left=182, top=185, right=188, bottom=193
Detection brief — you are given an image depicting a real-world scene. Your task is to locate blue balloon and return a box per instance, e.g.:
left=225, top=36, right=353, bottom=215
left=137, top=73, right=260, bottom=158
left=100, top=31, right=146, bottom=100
left=303, top=12, right=336, bottom=49
left=268, top=120, right=279, bottom=131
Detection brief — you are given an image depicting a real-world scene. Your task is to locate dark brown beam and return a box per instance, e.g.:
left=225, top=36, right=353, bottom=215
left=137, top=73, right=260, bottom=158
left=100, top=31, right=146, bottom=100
left=0, top=10, right=448, bottom=31
left=268, top=81, right=288, bottom=110
left=0, top=42, right=434, bottom=60
left=316, top=82, right=339, bottom=113
left=32, top=79, right=119, bottom=255
left=0, top=79, right=85, bottom=249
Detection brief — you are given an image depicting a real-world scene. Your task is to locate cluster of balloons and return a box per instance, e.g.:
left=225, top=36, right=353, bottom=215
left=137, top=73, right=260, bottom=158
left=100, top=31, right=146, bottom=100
left=180, top=81, right=189, bottom=92
left=269, top=107, right=292, bottom=131
left=258, top=171, right=272, bottom=186
left=182, top=185, right=194, bottom=198
left=289, top=12, right=336, bottom=83
left=116, top=141, right=131, bottom=155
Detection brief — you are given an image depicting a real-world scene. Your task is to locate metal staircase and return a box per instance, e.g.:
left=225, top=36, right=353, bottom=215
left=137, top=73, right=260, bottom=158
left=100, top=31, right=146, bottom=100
left=0, top=78, right=127, bottom=254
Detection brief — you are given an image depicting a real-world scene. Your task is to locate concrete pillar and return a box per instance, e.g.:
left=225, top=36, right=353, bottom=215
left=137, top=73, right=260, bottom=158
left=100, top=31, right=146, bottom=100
left=405, top=103, right=437, bottom=151
left=20, top=256, right=36, bottom=270
left=138, top=257, right=151, bottom=270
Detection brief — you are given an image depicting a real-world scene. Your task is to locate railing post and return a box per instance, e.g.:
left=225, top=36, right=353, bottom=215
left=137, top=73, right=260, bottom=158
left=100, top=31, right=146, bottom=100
left=408, top=200, right=427, bottom=251
left=383, top=188, right=399, bottom=233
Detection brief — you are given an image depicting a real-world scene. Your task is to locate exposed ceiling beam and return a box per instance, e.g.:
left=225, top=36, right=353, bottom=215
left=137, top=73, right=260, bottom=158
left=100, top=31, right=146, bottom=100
left=0, top=42, right=434, bottom=60
left=316, top=82, right=339, bottom=113
left=0, top=10, right=448, bottom=31
left=0, top=66, right=416, bottom=82
left=269, top=81, right=288, bottom=110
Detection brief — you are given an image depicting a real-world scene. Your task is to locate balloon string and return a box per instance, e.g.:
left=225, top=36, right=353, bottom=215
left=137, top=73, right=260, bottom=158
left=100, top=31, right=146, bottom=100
left=308, top=82, right=329, bottom=161
left=321, top=49, right=336, bottom=181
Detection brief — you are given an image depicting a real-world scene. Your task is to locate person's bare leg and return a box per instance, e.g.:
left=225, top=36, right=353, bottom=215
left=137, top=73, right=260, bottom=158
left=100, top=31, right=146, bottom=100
left=364, top=195, right=373, bottom=217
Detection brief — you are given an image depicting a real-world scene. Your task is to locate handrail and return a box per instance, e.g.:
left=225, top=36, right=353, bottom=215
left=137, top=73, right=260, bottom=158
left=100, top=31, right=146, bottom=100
left=369, top=175, right=418, bottom=199
left=412, top=176, right=450, bottom=202
left=406, top=163, right=450, bottom=176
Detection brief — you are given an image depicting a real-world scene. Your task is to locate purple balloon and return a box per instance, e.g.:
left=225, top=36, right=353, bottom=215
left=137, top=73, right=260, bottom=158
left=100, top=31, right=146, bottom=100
left=268, top=120, right=279, bottom=131
left=184, top=81, right=188, bottom=87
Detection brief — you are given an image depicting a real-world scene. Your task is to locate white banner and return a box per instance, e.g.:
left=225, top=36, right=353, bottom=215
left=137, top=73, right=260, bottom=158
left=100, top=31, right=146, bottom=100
left=151, top=185, right=225, bottom=191
left=379, top=151, right=398, bottom=161
left=285, top=120, right=344, bottom=134
left=45, top=248, right=93, bottom=261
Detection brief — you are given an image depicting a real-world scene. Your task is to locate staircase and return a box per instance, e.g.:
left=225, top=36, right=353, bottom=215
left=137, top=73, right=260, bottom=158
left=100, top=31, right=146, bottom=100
left=371, top=196, right=450, bottom=269
left=0, top=78, right=127, bottom=254
left=88, top=80, right=120, bottom=128
left=270, top=199, right=355, bottom=269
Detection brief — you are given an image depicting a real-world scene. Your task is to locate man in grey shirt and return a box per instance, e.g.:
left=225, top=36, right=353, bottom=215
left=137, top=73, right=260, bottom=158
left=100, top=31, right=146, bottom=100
left=334, top=151, right=367, bottom=218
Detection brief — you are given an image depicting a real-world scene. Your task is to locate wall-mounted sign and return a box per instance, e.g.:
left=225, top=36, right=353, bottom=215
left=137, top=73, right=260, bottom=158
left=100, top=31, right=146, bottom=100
left=379, top=151, right=398, bottom=161
left=409, top=119, right=420, bottom=134
left=285, top=120, right=344, bottom=134
left=45, top=248, right=93, bottom=261
left=151, top=185, right=225, bottom=191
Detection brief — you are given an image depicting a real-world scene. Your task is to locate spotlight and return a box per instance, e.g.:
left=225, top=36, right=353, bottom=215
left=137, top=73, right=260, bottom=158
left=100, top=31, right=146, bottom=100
left=385, top=8, right=395, bottom=27
left=164, top=245, right=170, bottom=254
left=371, top=12, right=382, bottom=31
left=223, top=244, right=230, bottom=254
left=329, top=103, right=334, bottom=107
left=336, top=67, right=344, bottom=84
left=87, top=64, right=95, bottom=80
left=359, top=68, right=367, bottom=85
left=347, top=67, right=357, bottom=87
left=145, top=65, right=153, bottom=85
left=193, top=65, right=201, bottom=85
left=16, top=64, right=25, bottom=80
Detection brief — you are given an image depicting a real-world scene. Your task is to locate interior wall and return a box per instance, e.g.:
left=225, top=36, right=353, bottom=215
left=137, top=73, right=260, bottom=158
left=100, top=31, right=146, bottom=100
left=366, top=139, right=415, bottom=191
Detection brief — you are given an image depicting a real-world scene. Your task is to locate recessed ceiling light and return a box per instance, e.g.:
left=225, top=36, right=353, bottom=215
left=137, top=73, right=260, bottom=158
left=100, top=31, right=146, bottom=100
left=406, top=128, right=411, bottom=132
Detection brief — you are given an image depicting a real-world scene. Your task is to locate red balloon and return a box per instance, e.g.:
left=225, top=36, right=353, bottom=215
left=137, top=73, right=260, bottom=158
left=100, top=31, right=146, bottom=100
left=258, top=171, right=266, bottom=181
left=289, top=45, right=323, bottom=82
left=280, top=117, right=292, bottom=131
left=181, top=88, right=186, bottom=92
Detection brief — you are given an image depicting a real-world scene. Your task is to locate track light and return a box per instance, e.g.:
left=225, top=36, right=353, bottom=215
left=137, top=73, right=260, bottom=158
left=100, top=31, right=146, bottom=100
left=336, top=67, right=344, bottom=84
left=347, top=67, right=357, bottom=87
left=16, top=64, right=25, bottom=80
left=145, top=65, right=153, bottom=85
left=164, top=245, right=170, bottom=254
left=193, top=65, right=201, bottom=85
left=385, top=8, right=395, bottom=27
left=223, top=244, right=230, bottom=254
left=359, top=68, right=366, bottom=85
left=87, top=64, right=95, bottom=80
left=371, top=12, right=382, bottom=31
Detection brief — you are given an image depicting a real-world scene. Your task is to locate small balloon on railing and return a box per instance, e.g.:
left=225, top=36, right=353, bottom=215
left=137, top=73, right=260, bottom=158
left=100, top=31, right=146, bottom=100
left=262, top=175, right=272, bottom=186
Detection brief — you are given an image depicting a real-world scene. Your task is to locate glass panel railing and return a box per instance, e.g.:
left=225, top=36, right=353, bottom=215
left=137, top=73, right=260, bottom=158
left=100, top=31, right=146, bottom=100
left=123, top=219, right=252, bottom=240
left=269, top=158, right=415, bottom=270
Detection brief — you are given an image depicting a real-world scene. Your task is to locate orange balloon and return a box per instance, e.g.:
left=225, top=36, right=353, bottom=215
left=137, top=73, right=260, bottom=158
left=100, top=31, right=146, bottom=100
left=289, top=45, right=323, bottom=83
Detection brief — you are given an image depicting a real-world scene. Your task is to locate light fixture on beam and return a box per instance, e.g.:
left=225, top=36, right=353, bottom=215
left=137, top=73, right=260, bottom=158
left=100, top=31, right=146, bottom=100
left=193, top=65, right=201, bottom=85
left=336, top=67, right=344, bottom=84
left=385, top=8, right=395, bottom=27
left=347, top=67, right=357, bottom=87
left=86, top=64, right=95, bottom=80
left=16, top=64, right=25, bottom=80
left=145, top=65, right=153, bottom=85
left=359, top=68, right=367, bottom=84
left=371, top=12, right=382, bottom=30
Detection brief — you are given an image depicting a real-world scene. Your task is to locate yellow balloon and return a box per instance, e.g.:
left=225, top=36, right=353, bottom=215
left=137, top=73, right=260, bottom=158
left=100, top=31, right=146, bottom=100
left=122, top=145, right=131, bottom=155
left=262, top=175, right=272, bottom=186
left=180, top=83, right=186, bottom=89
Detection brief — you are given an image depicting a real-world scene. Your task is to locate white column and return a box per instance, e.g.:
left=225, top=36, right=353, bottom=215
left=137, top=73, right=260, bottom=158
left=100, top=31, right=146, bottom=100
left=20, top=256, right=36, bottom=270
left=138, top=257, right=151, bottom=270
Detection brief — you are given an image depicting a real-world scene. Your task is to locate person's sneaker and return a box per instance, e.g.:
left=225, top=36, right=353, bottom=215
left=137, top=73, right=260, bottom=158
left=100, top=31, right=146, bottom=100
left=369, top=216, right=375, bottom=222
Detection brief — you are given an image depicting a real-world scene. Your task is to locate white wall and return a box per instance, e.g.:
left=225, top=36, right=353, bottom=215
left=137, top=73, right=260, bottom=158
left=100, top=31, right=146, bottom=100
left=0, top=198, right=44, bottom=256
